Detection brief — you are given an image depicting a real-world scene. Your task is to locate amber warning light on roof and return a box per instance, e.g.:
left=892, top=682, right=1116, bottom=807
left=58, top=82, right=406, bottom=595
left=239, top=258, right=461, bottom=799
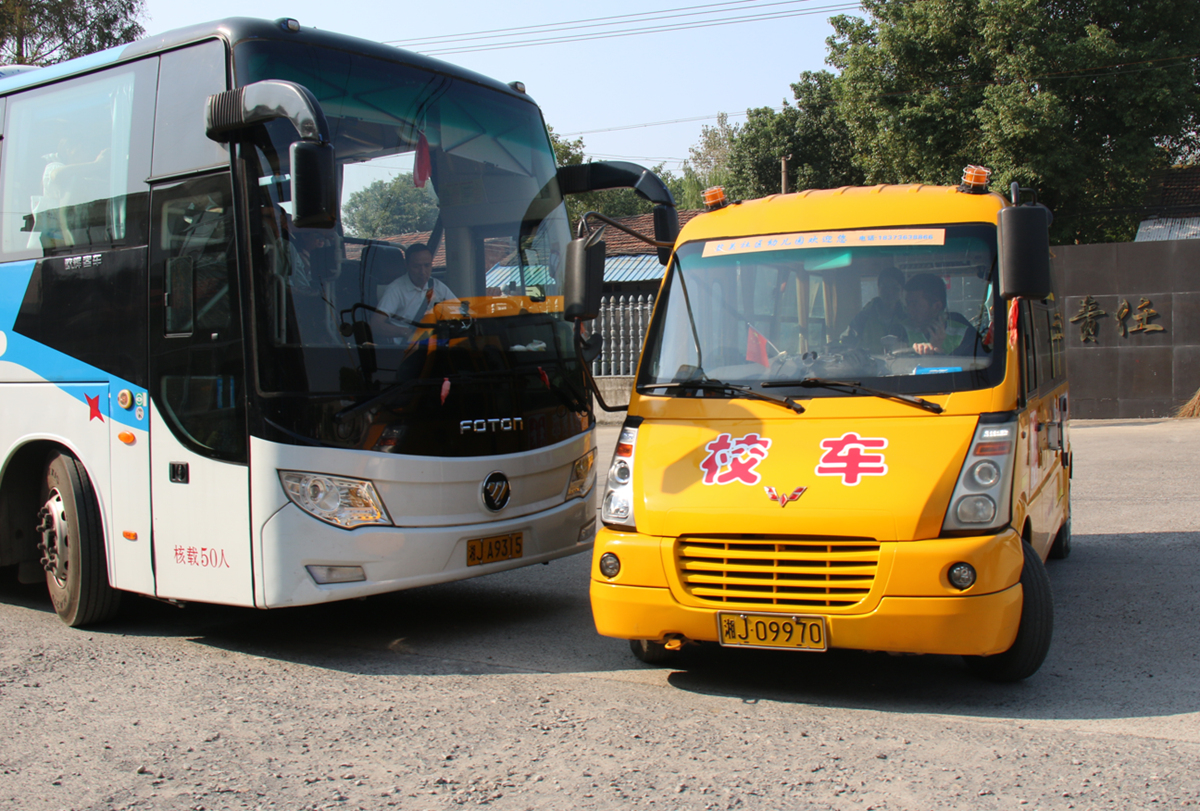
left=703, top=186, right=728, bottom=211
left=960, top=165, right=992, bottom=193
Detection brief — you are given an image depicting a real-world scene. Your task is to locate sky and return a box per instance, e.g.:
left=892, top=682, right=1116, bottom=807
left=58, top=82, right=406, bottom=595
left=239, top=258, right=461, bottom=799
left=140, top=0, right=855, bottom=178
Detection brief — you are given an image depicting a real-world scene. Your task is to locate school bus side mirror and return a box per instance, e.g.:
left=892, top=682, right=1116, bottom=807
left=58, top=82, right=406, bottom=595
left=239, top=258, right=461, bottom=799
left=998, top=205, right=1052, bottom=300
left=564, top=233, right=606, bottom=321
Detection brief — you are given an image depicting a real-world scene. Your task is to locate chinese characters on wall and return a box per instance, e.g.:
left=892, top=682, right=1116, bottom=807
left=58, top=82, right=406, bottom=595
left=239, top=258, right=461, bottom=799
left=1072, top=295, right=1165, bottom=342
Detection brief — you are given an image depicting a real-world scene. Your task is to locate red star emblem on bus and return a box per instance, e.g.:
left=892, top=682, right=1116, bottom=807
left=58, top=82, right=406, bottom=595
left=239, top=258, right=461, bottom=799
left=86, top=393, right=104, bottom=422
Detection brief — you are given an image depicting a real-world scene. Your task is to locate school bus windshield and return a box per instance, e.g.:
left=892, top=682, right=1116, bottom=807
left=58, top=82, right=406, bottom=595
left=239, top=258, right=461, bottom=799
left=639, top=223, right=1006, bottom=396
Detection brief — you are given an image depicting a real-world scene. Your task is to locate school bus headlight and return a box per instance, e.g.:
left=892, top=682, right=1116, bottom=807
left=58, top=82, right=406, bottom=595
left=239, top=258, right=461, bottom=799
left=609, top=459, right=632, bottom=488
left=567, top=448, right=597, bottom=499
left=279, top=471, right=391, bottom=529
left=947, top=562, right=977, bottom=590
left=969, top=460, right=1001, bottom=488
left=955, top=495, right=996, bottom=524
left=599, top=552, right=621, bottom=578
left=603, top=491, right=632, bottom=523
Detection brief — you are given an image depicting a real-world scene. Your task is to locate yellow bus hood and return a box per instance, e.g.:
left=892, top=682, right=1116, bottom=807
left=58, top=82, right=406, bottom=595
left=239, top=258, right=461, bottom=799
left=630, top=401, right=978, bottom=541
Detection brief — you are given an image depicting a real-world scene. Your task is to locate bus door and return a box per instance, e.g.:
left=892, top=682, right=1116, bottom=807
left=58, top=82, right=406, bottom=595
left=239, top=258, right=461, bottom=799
left=146, top=174, right=253, bottom=605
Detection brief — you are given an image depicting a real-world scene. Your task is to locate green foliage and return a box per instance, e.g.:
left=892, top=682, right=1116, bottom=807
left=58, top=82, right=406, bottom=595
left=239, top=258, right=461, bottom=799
left=0, top=0, right=145, bottom=65
left=726, top=71, right=864, bottom=200
left=342, top=173, right=438, bottom=239
left=549, top=126, right=681, bottom=232
left=827, top=0, right=1200, bottom=243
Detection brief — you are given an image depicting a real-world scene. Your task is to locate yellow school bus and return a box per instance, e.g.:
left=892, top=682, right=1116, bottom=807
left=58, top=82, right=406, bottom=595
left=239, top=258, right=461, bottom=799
left=586, top=170, right=1070, bottom=681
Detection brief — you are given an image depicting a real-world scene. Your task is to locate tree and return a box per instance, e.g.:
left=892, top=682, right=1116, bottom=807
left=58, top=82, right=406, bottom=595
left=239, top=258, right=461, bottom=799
left=827, top=0, right=1200, bottom=243
left=342, top=174, right=438, bottom=239
left=726, top=71, right=864, bottom=200
left=0, top=0, right=145, bottom=66
left=675, top=113, right=740, bottom=209
left=549, top=127, right=682, bottom=231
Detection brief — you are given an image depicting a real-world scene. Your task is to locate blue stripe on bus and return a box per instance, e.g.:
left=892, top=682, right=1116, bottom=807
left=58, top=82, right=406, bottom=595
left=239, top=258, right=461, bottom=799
left=0, top=258, right=146, bottom=430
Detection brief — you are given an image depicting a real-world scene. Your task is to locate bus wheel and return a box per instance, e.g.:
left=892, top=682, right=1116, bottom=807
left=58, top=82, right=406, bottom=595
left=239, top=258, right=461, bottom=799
left=964, top=541, right=1053, bottom=682
left=1048, top=516, right=1071, bottom=560
left=629, top=638, right=676, bottom=666
left=37, top=453, right=120, bottom=627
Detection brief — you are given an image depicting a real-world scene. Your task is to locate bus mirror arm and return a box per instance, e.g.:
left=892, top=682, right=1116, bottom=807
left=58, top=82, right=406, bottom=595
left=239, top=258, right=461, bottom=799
left=206, top=80, right=340, bottom=229
left=557, top=161, right=678, bottom=265
left=574, top=321, right=628, bottom=414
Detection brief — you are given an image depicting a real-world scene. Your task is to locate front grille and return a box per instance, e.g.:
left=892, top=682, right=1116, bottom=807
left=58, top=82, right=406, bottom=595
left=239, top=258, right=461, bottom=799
left=676, top=536, right=881, bottom=609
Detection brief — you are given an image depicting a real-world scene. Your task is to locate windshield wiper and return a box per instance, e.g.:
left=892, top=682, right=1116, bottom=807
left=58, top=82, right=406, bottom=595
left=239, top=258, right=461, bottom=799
left=637, top=380, right=805, bottom=415
left=762, top=377, right=943, bottom=414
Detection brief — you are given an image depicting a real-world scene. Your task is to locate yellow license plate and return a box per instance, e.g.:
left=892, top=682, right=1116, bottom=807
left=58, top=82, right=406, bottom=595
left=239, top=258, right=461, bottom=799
left=467, top=532, right=523, bottom=567
left=717, top=612, right=827, bottom=651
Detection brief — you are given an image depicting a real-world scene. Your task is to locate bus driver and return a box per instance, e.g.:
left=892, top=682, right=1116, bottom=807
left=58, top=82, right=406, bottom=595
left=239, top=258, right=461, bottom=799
left=372, top=243, right=457, bottom=342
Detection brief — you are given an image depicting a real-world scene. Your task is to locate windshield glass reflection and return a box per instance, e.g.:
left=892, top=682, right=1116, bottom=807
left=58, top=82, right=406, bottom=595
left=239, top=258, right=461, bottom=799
left=639, top=224, right=1005, bottom=396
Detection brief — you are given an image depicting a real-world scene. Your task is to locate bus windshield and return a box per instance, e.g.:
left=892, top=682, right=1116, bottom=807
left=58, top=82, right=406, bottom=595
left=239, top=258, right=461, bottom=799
left=236, top=41, right=585, bottom=454
left=639, top=224, right=1006, bottom=397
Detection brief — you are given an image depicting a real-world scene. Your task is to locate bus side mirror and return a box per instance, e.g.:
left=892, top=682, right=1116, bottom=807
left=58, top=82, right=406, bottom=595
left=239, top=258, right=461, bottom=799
left=291, top=141, right=338, bottom=229
left=564, top=235, right=605, bottom=320
left=998, top=205, right=1052, bottom=300
left=653, top=204, right=678, bottom=265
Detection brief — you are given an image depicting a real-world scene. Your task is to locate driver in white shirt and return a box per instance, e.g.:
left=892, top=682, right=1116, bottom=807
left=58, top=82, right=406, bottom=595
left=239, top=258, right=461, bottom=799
left=371, top=243, right=457, bottom=343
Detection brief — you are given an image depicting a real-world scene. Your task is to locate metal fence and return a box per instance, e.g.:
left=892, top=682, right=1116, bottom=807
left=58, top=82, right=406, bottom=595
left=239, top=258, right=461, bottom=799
left=592, top=293, right=655, bottom=376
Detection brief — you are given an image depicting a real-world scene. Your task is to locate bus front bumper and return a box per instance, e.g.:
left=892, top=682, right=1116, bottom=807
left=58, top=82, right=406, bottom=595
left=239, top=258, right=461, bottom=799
left=590, top=527, right=1026, bottom=657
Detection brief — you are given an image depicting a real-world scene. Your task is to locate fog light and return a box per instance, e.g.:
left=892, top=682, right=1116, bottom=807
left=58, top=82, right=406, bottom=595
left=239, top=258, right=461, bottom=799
left=955, top=494, right=996, bottom=524
left=599, top=552, right=621, bottom=578
left=948, top=562, right=977, bottom=590
left=306, top=565, right=366, bottom=584
left=579, top=518, right=597, bottom=545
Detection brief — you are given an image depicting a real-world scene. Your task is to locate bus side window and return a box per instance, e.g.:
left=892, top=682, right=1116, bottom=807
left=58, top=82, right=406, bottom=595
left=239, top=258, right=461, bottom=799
left=151, top=40, right=229, bottom=179
left=1019, top=302, right=1037, bottom=400
left=0, top=60, right=155, bottom=259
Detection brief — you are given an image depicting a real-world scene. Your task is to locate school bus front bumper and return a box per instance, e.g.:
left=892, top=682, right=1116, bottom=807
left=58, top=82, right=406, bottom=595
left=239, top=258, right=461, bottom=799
left=590, top=527, right=1025, bottom=657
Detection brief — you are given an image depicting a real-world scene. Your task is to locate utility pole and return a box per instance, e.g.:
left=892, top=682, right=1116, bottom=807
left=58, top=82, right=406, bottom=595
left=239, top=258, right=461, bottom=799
left=781, top=154, right=792, bottom=195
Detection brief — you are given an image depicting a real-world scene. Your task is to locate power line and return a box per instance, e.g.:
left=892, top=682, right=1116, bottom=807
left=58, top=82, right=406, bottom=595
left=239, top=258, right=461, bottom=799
left=421, top=4, right=859, bottom=56
left=389, top=0, right=839, bottom=48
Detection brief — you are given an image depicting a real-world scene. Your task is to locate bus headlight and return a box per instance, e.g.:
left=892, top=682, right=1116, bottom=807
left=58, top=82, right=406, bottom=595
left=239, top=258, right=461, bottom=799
left=942, top=416, right=1015, bottom=533
left=279, top=471, right=391, bottom=529
left=601, top=423, right=639, bottom=530
left=566, top=448, right=597, bottom=499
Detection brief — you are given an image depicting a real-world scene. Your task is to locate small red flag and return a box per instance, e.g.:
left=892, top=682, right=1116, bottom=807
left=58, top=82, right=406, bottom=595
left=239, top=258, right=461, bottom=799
left=538, top=367, right=551, bottom=389
left=414, top=132, right=431, bottom=188
left=746, top=325, right=770, bottom=367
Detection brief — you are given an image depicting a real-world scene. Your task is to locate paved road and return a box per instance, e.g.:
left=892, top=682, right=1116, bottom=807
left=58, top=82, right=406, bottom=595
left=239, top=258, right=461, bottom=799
left=1, top=420, right=1199, bottom=810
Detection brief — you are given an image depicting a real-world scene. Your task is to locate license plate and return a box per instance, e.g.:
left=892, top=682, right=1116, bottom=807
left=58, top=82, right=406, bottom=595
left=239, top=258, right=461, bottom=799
left=717, top=612, right=827, bottom=651
left=467, top=532, right=523, bottom=567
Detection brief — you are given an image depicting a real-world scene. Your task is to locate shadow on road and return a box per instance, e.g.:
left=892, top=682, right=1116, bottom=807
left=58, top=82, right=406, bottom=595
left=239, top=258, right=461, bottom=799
left=3, top=531, right=1197, bottom=723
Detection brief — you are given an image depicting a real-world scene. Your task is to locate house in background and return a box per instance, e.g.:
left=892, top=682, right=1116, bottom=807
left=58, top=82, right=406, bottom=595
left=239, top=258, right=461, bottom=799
left=1137, top=165, right=1200, bottom=241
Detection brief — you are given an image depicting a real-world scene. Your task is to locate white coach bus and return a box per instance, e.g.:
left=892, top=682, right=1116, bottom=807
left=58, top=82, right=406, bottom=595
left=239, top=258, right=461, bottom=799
left=0, top=17, right=676, bottom=625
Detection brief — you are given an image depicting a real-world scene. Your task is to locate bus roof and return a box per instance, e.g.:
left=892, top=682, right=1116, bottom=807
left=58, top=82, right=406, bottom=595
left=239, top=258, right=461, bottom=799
left=0, top=17, right=526, bottom=101
left=678, top=184, right=1010, bottom=244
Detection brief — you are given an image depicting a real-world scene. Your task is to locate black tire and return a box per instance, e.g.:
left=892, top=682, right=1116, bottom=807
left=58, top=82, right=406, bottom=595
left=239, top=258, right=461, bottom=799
left=964, top=541, right=1053, bottom=682
left=1048, top=516, right=1071, bottom=560
left=630, top=638, right=676, bottom=666
left=37, top=452, right=120, bottom=627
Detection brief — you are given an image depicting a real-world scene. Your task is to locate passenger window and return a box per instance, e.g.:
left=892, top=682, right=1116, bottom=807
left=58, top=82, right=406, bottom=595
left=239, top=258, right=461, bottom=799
left=0, top=61, right=155, bottom=259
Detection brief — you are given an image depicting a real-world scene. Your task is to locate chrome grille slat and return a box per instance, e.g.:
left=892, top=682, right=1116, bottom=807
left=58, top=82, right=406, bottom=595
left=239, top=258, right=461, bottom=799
left=677, top=535, right=880, bottom=610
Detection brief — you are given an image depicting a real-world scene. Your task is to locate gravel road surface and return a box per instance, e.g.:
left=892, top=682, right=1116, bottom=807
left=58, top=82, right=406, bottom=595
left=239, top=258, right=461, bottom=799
left=2, top=419, right=1199, bottom=811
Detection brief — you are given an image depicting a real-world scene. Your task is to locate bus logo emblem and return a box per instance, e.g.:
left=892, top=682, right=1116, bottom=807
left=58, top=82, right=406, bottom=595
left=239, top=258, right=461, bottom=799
left=482, top=472, right=511, bottom=511
left=764, top=486, right=806, bottom=507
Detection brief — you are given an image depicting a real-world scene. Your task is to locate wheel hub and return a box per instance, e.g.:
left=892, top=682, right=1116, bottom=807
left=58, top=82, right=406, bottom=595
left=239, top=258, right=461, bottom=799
left=36, top=489, right=69, bottom=585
